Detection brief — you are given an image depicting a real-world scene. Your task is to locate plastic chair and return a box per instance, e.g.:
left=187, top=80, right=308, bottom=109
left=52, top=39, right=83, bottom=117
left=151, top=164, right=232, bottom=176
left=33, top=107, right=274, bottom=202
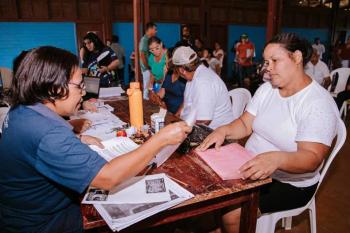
left=327, top=68, right=350, bottom=97
left=228, top=88, right=252, bottom=120
left=256, top=118, right=347, bottom=233
left=340, top=99, right=350, bottom=120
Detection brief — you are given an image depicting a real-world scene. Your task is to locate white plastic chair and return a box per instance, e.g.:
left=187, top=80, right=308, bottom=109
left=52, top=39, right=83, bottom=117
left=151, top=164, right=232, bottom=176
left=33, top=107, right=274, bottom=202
left=256, top=118, right=347, bottom=233
left=340, top=99, right=350, bottom=120
left=228, top=88, right=251, bottom=120
left=327, top=68, right=350, bottom=97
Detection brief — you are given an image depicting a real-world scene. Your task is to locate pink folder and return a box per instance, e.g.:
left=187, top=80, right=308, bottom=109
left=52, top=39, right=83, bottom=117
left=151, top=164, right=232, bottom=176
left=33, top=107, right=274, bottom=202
left=196, top=143, right=254, bottom=180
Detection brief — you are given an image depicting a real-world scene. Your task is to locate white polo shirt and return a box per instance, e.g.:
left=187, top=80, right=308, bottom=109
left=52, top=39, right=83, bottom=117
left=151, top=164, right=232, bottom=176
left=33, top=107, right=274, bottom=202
left=304, top=60, right=330, bottom=85
left=180, top=65, right=234, bottom=129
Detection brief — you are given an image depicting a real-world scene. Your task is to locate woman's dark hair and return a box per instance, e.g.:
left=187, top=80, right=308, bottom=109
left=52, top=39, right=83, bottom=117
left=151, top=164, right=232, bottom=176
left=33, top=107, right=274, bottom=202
left=266, top=32, right=313, bottom=66
left=148, top=36, right=162, bottom=47
left=13, top=50, right=30, bottom=75
left=10, top=46, right=79, bottom=107
left=83, top=32, right=105, bottom=52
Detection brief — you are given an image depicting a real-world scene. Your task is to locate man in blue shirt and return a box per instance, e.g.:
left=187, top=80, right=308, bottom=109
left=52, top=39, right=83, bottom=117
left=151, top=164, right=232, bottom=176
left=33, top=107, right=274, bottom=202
left=0, top=46, right=191, bottom=232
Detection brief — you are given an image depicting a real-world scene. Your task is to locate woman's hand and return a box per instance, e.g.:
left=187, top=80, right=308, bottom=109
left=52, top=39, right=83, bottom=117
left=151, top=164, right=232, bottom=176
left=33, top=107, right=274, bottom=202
left=196, top=127, right=227, bottom=151
left=69, top=119, right=92, bottom=134
left=239, top=152, right=282, bottom=180
left=157, top=121, right=192, bottom=145
left=80, top=135, right=104, bottom=149
left=98, top=66, right=108, bottom=74
left=82, top=100, right=97, bottom=112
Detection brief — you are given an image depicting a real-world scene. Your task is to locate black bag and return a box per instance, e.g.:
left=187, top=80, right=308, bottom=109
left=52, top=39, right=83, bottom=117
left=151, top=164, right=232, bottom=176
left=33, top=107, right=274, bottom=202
left=177, top=124, right=231, bottom=154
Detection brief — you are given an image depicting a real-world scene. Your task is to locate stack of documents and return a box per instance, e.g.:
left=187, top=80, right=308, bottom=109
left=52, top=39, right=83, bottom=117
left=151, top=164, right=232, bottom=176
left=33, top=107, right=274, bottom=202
left=82, top=173, right=194, bottom=231
left=72, top=109, right=126, bottom=140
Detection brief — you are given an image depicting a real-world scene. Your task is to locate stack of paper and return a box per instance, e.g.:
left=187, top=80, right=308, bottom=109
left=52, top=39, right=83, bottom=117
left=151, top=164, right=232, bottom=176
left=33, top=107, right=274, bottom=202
left=196, top=143, right=254, bottom=180
left=89, top=137, right=139, bottom=162
left=72, top=110, right=126, bottom=140
left=99, top=87, right=125, bottom=98
left=82, top=174, right=193, bottom=231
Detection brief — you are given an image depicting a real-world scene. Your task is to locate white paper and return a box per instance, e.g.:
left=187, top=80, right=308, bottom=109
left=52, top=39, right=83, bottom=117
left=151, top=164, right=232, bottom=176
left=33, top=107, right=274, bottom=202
left=99, top=87, right=125, bottom=98
left=151, top=144, right=180, bottom=168
left=71, top=110, right=126, bottom=140
left=89, top=137, right=139, bottom=162
left=82, top=174, right=172, bottom=205
left=92, top=175, right=194, bottom=231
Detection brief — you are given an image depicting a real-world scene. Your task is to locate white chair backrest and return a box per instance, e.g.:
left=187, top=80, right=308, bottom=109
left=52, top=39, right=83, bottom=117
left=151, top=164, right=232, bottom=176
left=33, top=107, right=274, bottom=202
left=228, top=88, right=252, bottom=120
left=317, top=118, right=347, bottom=192
left=328, top=68, right=350, bottom=95
left=0, top=106, right=10, bottom=134
left=0, top=67, right=13, bottom=90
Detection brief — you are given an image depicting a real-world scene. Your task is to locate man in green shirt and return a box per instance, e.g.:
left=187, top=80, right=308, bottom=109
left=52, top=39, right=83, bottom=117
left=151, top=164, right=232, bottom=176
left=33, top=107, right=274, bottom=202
left=139, top=22, right=157, bottom=99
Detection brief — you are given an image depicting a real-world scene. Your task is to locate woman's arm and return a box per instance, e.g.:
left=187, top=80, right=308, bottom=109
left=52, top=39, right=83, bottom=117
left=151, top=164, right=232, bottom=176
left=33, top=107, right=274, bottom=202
left=197, top=111, right=255, bottom=151
left=239, top=141, right=330, bottom=180
left=90, top=121, right=192, bottom=190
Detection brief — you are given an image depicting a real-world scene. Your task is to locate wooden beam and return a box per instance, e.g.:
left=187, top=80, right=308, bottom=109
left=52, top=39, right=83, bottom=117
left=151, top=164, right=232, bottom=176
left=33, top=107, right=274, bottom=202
left=133, top=0, right=141, bottom=82
left=266, top=0, right=282, bottom=42
left=101, top=0, right=113, bottom=43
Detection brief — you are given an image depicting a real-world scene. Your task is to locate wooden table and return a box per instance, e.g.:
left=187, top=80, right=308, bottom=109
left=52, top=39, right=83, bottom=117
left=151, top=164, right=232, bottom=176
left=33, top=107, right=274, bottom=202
left=82, top=98, right=271, bottom=233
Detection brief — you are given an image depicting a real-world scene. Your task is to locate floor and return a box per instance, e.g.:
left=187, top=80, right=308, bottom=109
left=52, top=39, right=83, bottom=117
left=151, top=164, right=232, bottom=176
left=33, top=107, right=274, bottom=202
left=275, top=117, right=350, bottom=233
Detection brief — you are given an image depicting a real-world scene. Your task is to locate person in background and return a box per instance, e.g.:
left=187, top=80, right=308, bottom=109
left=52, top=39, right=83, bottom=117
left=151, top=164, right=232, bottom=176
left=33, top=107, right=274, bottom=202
left=147, top=36, right=168, bottom=93
left=175, top=24, right=195, bottom=48
left=109, top=35, right=126, bottom=88
left=194, top=38, right=205, bottom=58
left=82, top=32, right=119, bottom=87
left=304, top=48, right=330, bottom=87
left=213, top=42, right=225, bottom=72
left=334, top=77, right=350, bottom=110
left=149, top=57, right=186, bottom=115
left=198, top=32, right=339, bottom=233
left=339, top=36, right=350, bottom=68
left=202, top=48, right=221, bottom=75
left=236, top=33, right=255, bottom=87
left=172, top=46, right=233, bottom=129
left=312, top=37, right=326, bottom=61
left=139, top=22, right=158, bottom=100
left=0, top=46, right=191, bottom=233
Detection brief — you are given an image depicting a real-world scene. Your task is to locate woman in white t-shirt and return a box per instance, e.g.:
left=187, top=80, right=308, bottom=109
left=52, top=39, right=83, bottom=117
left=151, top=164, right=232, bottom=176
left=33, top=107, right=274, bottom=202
left=213, top=42, right=225, bottom=68
left=197, top=33, right=339, bottom=233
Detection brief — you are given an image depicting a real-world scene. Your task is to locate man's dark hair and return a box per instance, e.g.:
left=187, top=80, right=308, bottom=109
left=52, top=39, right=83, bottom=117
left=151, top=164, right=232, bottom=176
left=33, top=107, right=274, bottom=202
left=266, top=32, right=313, bottom=66
left=10, top=46, right=79, bottom=107
left=112, top=35, right=119, bottom=43
left=145, top=22, right=157, bottom=31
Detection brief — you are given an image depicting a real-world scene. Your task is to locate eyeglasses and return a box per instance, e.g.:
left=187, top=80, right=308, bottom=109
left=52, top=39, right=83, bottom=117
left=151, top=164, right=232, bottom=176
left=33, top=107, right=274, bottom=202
left=69, top=81, right=85, bottom=91
left=149, top=46, right=161, bottom=52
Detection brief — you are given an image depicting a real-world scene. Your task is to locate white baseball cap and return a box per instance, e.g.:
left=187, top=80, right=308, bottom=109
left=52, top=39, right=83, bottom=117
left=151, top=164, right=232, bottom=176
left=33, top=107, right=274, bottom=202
left=172, top=46, right=198, bottom=66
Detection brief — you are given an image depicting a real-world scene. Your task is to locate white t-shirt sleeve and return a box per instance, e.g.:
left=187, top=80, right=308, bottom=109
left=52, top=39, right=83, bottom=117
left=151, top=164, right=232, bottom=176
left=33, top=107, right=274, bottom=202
left=321, top=62, right=330, bottom=77
left=296, top=100, right=338, bottom=146
left=193, top=81, right=216, bottom=121
left=246, top=83, right=270, bottom=116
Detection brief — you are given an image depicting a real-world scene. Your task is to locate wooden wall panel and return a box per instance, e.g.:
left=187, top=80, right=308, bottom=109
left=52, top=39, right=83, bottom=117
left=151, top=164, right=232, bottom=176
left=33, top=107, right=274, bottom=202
left=0, top=0, right=18, bottom=19
left=112, top=0, right=132, bottom=21
left=49, top=0, right=77, bottom=19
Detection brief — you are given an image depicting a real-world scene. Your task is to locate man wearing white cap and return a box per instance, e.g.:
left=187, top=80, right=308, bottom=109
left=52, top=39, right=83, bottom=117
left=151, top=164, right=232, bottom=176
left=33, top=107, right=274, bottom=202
left=172, top=46, right=234, bottom=129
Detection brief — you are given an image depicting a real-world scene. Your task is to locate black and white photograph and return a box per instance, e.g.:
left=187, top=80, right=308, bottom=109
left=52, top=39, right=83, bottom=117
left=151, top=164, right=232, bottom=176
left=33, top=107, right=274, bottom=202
left=86, top=188, right=109, bottom=201
left=145, top=177, right=166, bottom=193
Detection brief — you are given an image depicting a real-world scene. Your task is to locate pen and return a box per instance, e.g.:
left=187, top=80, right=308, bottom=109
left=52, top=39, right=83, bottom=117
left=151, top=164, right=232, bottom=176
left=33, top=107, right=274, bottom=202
left=142, top=162, right=156, bottom=175
left=167, top=175, right=189, bottom=187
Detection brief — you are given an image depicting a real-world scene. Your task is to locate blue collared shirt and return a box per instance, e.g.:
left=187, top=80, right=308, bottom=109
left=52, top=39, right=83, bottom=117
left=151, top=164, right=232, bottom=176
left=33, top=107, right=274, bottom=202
left=0, top=103, right=107, bottom=233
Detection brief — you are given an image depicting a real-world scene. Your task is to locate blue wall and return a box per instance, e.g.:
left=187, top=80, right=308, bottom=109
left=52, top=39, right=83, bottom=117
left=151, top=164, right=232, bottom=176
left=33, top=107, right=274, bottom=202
left=0, top=22, right=77, bottom=69
left=227, top=25, right=266, bottom=79
left=112, top=22, right=180, bottom=85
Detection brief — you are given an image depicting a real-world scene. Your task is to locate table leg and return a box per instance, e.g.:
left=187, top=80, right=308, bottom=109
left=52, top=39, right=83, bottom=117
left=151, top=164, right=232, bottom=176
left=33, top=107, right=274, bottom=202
left=239, top=190, right=259, bottom=233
